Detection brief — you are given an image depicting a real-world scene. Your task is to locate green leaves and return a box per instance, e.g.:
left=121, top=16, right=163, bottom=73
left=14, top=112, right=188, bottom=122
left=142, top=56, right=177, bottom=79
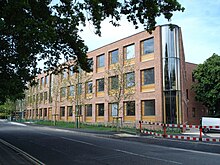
left=0, top=0, right=184, bottom=103
left=192, top=54, right=220, bottom=114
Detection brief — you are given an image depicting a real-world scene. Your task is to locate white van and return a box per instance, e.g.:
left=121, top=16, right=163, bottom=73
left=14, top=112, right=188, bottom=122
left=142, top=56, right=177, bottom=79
left=201, top=117, right=220, bottom=133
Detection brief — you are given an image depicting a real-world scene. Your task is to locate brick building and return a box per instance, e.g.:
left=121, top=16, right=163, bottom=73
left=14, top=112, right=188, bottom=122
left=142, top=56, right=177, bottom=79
left=25, top=24, right=206, bottom=126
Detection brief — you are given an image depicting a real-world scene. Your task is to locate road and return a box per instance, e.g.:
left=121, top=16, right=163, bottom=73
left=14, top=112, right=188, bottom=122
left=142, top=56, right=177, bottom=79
left=0, top=120, right=220, bottom=165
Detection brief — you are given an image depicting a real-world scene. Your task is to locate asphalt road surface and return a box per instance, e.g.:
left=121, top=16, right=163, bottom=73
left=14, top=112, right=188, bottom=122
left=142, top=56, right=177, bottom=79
left=0, top=120, right=220, bottom=165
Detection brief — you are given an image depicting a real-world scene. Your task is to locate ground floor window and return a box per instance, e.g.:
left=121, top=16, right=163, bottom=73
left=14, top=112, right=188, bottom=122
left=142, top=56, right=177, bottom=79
left=39, top=109, right=42, bottom=117
left=110, top=103, right=118, bottom=117
left=75, top=105, right=82, bottom=116
left=44, top=108, right=47, bottom=117
left=97, top=103, right=104, bottom=116
left=60, top=107, right=65, bottom=117
left=86, top=104, right=92, bottom=117
left=68, top=106, right=73, bottom=116
left=142, top=100, right=155, bottom=116
left=124, top=101, right=135, bottom=116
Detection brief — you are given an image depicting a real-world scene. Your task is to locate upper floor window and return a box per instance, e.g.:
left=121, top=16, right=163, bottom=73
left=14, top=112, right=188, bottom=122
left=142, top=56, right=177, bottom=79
left=61, top=87, right=66, bottom=98
left=69, top=66, right=74, bottom=76
left=77, top=83, right=82, bottom=95
left=109, top=49, right=119, bottom=64
left=87, top=58, right=94, bottom=71
left=97, top=54, right=105, bottom=68
left=109, top=76, right=118, bottom=90
left=141, top=37, right=154, bottom=55
left=62, top=69, right=67, bottom=79
left=124, top=44, right=135, bottom=60
left=68, top=85, right=74, bottom=96
left=86, top=81, right=93, bottom=94
left=142, top=68, right=155, bottom=85
left=44, top=91, right=47, bottom=101
left=125, top=72, right=135, bottom=88
left=45, top=75, right=48, bottom=85
left=97, top=78, right=104, bottom=92
left=41, top=77, right=44, bottom=89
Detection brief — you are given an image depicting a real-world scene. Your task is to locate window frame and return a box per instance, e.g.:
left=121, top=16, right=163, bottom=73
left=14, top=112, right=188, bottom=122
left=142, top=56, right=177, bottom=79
left=124, top=101, right=135, bottom=116
left=125, top=72, right=135, bottom=88
left=97, top=54, right=105, bottom=68
left=97, top=103, right=104, bottom=116
left=141, top=37, right=154, bottom=55
left=143, top=100, right=155, bottom=116
left=142, top=68, right=155, bottom=85
left=97, top=78, right=105, bottom=92
left=85, top=104, right=92, bottom=117
left=109, top=49, right=119, bottom=64
left=124, top=44, right=135, bottom=60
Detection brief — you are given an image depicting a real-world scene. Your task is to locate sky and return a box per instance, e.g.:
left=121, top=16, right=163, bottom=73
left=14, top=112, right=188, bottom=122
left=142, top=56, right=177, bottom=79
left=52, top=0, right=220, bottom=64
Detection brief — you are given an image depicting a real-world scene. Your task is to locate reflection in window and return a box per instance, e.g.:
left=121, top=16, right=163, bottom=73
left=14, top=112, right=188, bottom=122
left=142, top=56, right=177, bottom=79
left=111, top=103, right=118, bottom=117
left=109, top=76, right=118, bottom=90
left=141, top=38, right=154, bottom=55
left=142, top=68, right=155, bottom=85
left=124, top=44, right=135, bottom=60
left=86, top=81, right=93, bottom=94
left=125, top=72, right=135, bottom=88
left=110, top=49, right=119, bottom=64
left=68, top=85, right=74, bottom=96
left=97, top=78, right=104, bottom=92
left=97, top=54, right=105, bottom=68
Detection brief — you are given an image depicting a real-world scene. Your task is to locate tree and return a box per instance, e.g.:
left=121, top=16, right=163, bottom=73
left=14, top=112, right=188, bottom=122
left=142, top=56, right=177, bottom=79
left=192, top=54, right=220, bottom=115
left=106, top=56, right=136, bottom=131
left=0, top=0, right=184, bottom=103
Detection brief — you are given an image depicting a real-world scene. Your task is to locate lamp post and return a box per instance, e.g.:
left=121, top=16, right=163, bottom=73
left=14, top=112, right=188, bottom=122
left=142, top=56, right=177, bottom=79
left=72, top=55, right=80, bottom=128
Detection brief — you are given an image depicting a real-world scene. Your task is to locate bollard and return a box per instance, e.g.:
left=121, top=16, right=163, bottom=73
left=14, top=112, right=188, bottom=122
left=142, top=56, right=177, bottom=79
left=163, top=124, right=167, bottom=138
left=199, top=126, right=202, bottom=141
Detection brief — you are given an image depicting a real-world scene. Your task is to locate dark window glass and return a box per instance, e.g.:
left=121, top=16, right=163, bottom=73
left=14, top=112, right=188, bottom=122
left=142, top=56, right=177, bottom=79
left=110, top=76, right=118, bottom=90
left=125, top=101, right=135, bottom=116
left=60, top=107, right=65, bottom=117
left=144, top=100, right=155, bottom=116
left=97, top=103, right=104, bottom=116
left=86, top=104, right=92, bottom=116
left=143, top=68, right=155, bottom=85
left=68, top=106, right=73, bottom=116
left=97, top=78, right=104, bottom=92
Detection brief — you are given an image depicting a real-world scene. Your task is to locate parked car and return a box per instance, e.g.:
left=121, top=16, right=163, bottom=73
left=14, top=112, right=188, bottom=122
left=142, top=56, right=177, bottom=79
left=201, top=117, right=220, bottom=133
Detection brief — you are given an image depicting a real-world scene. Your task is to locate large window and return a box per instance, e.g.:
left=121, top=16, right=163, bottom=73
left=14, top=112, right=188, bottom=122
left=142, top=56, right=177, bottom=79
left=44, top=91, right=47, bottom=101
left=124, top=101, right=135, bottom=116
left=41, top=77, right=44, bottom=89
left=97, top=54, right=105, bottom=68
left=60, top=107, right=65, bottom=117
left=68, top=85, right=74, bottom=96
left=97, top=78, right=104, bottom=92
left=61, top=87, right=66, bottom=98
left=68, top=106, right=73, bottom=116
left=109, top=49, right=119, bottom=64
left=77, top=83, right=82, bottom=95
left=143, top=100, right=155, bottom=116
left=62, top=69, right=67, bottom=79
left=85, top=104, right=92, bottom=117
left=141, top=37, right=154, bottom=55
left=87, top=58, right=93, bottom=71
left=124, top=44, right=135, bottom=60
left=125, top=72, right=135, bottom=88
left=69, top=66, right=74, bottom=76
left=86, top=81, right=93, bottom=94
left=75, top=105, right=82, bottom=116
left=111, top=103, right=118, bottom=117
left=109, top=76, right=118, bottom=90
left=142, top=68, right=155, bottom=85
left=97, top=103, right=104, bottom=116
